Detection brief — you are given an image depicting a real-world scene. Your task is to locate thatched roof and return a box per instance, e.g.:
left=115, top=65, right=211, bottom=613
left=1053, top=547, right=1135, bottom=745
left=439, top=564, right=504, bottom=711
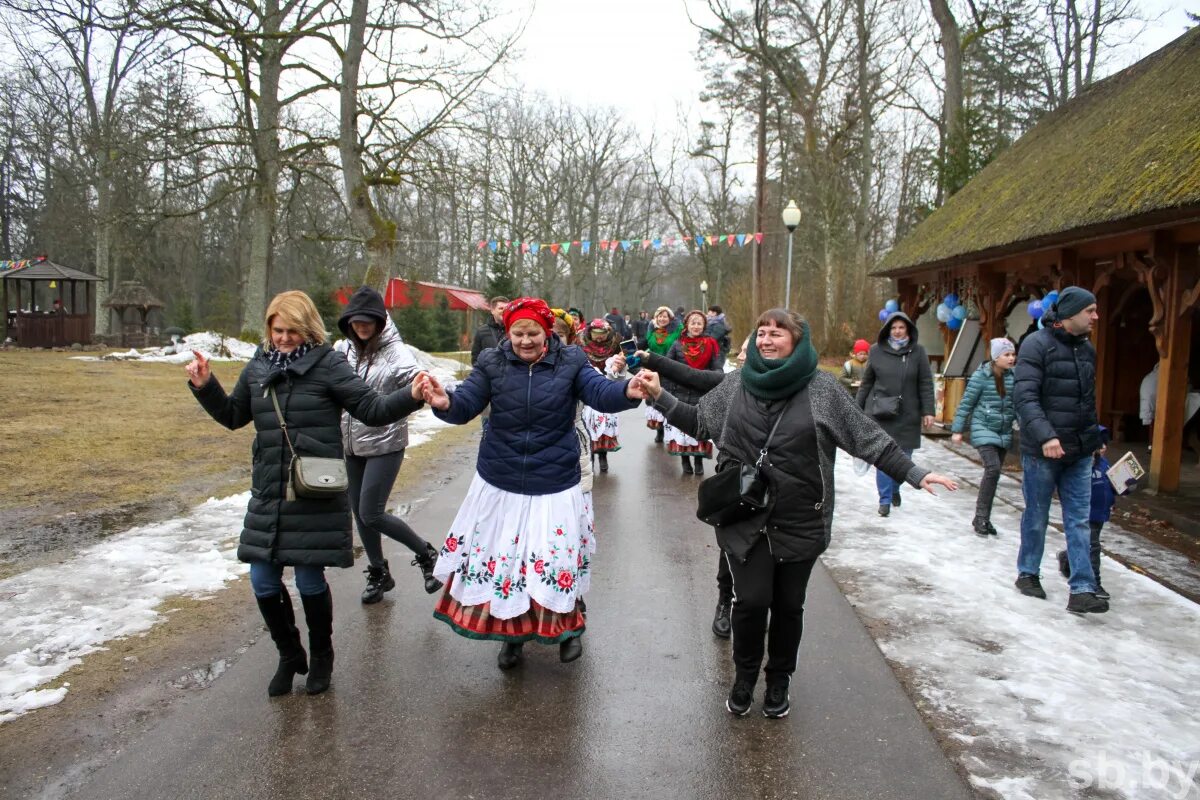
left=103, top=281, right=165, bottom=310
left=876, top=27, right=1200, bottom=277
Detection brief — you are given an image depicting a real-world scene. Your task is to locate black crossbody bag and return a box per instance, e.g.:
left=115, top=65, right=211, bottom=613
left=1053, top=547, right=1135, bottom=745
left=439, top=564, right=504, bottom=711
left=695, top=399, right=791, bottom=527
left=269, top=387, right=348, bottom=501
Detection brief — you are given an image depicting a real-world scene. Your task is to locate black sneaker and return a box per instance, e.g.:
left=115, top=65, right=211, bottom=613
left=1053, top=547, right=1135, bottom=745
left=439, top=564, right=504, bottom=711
left=972, top=517, right=990, bottom=537
left=985, top=521, right=999, bottom=536
left=762, top=680, right=790, bottom=719
left=1094, top=584, right=1111, bottom=601
left=1067, top=592, right=1109, bottom=614
left=412, top=544, right=443, bottom=594
left=726, top=680, right=754, bottom=716
left=891, top=491, right=901, bottom=508
left=361, top=562, right=395, bottom=604
left=1056, top=550, right=1070, bottom=579
left=711, top=600, right=731, bottom=639
left=877, top=504, right=890, bottom=517
left=1015, top=574, right=1047, bottom=599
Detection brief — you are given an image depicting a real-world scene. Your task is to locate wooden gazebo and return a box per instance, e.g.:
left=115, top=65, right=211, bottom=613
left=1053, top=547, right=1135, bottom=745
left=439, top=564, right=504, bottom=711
left=103, top=281, right=166, bottom=348
left=2, top=257, right=102, bottom=347
left=874, top=27, right=1200, bottom=494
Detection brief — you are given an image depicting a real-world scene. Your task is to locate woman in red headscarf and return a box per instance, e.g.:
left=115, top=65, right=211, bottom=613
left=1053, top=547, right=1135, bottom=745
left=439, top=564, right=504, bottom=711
left=579, top=318, right=625, bottom=473
left=662, top=310, right=723, bottom=474
left=414, top=299, right=650, bottom=669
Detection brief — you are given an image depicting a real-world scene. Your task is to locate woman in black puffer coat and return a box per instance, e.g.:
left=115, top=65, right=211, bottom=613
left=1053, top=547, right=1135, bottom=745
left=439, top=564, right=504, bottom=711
left=186, top=290, right=426, bottom=698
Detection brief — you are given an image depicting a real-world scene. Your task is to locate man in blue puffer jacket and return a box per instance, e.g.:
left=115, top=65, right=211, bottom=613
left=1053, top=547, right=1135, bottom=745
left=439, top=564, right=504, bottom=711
left=1013, top=286, right=1107, bottom=614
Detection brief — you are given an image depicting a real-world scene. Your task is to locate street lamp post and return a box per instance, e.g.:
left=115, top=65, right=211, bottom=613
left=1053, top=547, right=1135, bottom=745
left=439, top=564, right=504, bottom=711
left=781, top=200, right=801, bottom=309
left=700, top=279, right=709, bottom=311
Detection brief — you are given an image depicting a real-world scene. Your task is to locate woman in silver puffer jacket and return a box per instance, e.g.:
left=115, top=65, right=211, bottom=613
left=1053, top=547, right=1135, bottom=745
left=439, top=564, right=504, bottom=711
left=336, top=286, right=443, bottom=603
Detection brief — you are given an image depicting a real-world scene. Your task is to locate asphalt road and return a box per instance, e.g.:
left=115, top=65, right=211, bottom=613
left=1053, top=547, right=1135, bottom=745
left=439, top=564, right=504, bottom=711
left=60, top=411, right=975, bottom=800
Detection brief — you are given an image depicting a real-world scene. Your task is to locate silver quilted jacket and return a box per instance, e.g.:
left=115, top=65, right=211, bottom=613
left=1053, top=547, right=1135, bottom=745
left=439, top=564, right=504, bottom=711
left=335, top=317, right=419, bottom=456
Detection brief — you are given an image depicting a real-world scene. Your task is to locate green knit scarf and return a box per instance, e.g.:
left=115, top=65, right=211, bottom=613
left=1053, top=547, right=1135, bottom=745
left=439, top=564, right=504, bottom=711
left=741, top=321, right=819, bottom=400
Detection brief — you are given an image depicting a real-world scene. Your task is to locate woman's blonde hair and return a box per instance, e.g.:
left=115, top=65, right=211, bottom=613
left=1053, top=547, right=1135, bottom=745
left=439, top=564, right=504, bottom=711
left=263, top=290, right=327, bottom=346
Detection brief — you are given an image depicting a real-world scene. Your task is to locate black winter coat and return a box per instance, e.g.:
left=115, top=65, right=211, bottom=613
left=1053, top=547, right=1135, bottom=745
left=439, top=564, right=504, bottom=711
left=1013, top=324, right=1101, bottom=460
left=471, top=319, right=505, bottom=366
left=662, top=338, right=723, bottom=405
left=435, top=337, right=639, bottom=495
left=857, top=311, right=935, bottom=450
left=192, top=345, right=423, bottom=567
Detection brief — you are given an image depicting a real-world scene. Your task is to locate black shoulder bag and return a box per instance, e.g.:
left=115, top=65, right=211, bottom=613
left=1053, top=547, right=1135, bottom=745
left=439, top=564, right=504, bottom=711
left=869, top=353, right=908, bottom=420
left=695, top=399, right=791, bottom=527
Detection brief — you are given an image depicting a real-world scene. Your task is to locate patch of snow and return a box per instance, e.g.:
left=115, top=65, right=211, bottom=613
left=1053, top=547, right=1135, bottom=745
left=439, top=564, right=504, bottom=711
left=823, top=442, right=1200, bottom=800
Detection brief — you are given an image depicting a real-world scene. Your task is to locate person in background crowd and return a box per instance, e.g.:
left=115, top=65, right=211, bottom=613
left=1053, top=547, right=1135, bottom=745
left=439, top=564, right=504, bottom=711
left=663, top=310, right=723, bottom=475
left=335, top=286, right=443, bottom=604
left=580, top=319, right=625, bottom=472
left=1013, top=286, right=1108, bottom=614
left=605, top=307, right=631, bottom=338
left=634, top=309, right=957, bottom=719
left=471, top=296, right=509, bottom=366
left=840, top=339, right=870, bottom=396
left=1058, top=426, right=1115, bottom=601
left=856, top=311, right=935, bottom=517
left=951, top=337, right=1017, bottom=537
left=186, top=290, right=427, bottom=697
left=643, top=306, right=682, bottom=442
left=705, top=305, right=732, bottom=363
left=632, top=310, right=651, bottom=350
left=414, top=298, right=647, bottom=669
left=635, top=336, right=750, bottom=641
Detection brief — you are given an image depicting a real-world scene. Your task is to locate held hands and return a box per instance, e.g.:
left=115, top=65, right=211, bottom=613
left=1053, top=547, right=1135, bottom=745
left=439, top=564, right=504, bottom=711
left=951, top=433, right=963, bottom=444
left=922, top=415, right=936, bottom=429
left=413, top=372, right=451, bottom=410
left=185, top=350, right=211, bottom=388
left=919, top=473, right=959, bottom=494
left=627, top=370, right=661, bottom=401
left=1042, top=438, right=1065, bottom=459
left=611, top=353, right=627, bottom=372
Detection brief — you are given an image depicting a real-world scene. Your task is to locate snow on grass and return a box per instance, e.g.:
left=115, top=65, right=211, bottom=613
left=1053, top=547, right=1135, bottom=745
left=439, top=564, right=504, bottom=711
left=823, top=442, right=1200, bottom=800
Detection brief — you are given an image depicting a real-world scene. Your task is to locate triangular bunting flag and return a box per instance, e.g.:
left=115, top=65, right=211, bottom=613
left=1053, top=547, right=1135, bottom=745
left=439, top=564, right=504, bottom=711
left=477, top=240, right=486, bottom=250
left=488, top=241, right=498, bottom=252
left=521, top=243, right=530, bottom=253
left=652, top=238, right=662, bottom=250
left=582, top=241, right=591, bottom=254
left=665, top=236, right=676, bottom=246
left=726, top=234, right=736, bottom=246
left=708, top=235, right=719, bottom=246
left=736, top=234, right=747, bottom=246
left=621, top=240, right=632, bottom=251
left=550, top=243, right=561, bottom=255
left=755, top=232, right=764, bottom=244
left=562, top=242, right=571, bottom=254
left=530, top=243, right=541, bottom=255
left=695, top=235, right=705, bottom=247
left=600, top=240, right=609, bottom=251
left=641, top=239, right=651, bottom=250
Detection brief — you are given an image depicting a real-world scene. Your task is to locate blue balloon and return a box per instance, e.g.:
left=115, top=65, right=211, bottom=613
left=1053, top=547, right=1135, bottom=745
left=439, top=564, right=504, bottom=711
left=947, top=316, right=963, bottom=331
left=952, top=304, right=968, bottom=321
left=1045, top=290, right=1059, bottom=306
left=884, top=299, right=899, bottom=313
left=1027, top=299, right=1044, bottom=319
left=936, top=303, right=951, bottom=323
left=944, top=293, right=959, bottom=309
left=878, top=309, right=889, bottom=322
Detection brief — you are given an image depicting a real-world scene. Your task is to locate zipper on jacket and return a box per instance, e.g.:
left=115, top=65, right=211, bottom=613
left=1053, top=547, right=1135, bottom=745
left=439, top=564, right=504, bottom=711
left=520, top=362, right=534, bottom=494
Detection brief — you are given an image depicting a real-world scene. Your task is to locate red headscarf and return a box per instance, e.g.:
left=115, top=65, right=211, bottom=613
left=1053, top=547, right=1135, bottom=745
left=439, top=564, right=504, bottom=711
left=503, top=297, right=554, bottom=336
left=679, top=310, right=719, bottom=369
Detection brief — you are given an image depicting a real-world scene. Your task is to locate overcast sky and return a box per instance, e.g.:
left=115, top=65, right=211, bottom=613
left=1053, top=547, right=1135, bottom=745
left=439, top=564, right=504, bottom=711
left=505, top=0, right=1196, bottom=134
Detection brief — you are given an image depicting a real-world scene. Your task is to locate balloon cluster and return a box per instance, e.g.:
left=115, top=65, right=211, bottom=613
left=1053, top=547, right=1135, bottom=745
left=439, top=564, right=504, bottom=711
left=935, top=293, right=968, bottom=330
left=877, top=298, right=899, bottom=322
left=1027, top=290, right=1058, bottom=330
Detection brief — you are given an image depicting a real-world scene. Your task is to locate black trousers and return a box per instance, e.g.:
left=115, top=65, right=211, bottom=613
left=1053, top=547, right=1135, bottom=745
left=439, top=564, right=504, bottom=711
left=345, top=451, right=426, bottom=568
left=975, top=445, right=1006, bottom=520
left=717, top=553, right=733, bottom=601
left=726, top=540, right=818, bottom=683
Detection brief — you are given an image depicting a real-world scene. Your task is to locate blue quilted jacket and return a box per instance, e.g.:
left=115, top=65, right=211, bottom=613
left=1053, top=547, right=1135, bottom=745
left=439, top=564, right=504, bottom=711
left=435, top=337, right=638, bottom=494
left=951, top=362, right=1016, bottom=449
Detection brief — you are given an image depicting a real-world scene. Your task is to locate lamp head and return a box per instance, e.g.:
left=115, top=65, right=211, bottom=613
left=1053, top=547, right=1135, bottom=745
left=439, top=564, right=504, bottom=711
left=782, top=199, right=801, bottom=232
left=700, top=280, right=708, bottom=293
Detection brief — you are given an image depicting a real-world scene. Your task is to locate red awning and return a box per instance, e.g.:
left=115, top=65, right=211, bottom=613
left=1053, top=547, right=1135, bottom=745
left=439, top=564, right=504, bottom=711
left=337, top=279, right=488, bottom=312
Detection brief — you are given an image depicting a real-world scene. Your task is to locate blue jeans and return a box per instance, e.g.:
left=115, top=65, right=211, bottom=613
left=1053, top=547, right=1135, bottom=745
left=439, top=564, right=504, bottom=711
left=876, top=449, right=913, bottom=505
left=249, top=561, right=328, bottom=598
left=1018, top=454, right=1097, bottom=593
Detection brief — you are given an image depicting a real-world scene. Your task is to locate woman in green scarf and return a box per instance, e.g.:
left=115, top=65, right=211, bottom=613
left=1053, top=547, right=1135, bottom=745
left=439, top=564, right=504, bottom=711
left=635, top=309, right=957, bottom=719
left=642, top=306, right=681, bottom=442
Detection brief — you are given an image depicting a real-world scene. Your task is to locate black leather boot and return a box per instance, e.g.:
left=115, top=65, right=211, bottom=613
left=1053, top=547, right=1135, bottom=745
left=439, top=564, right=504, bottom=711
left=412, top=542, right=444, bottom=594
left=559, top=635, right=583, bottom=663
left=361, top=560, right=395, bottom=604
left=681, top=456, right=693, bottom=475
left=255, top=587, right=308, bottom=697
left=497, top=641, right=524, bottom=670
left=300, top=588, right=334, bottom=695
left=654, top=426, right=664, bottom=443
left=597, top=451, right=608, bottom=473
left=693, top=456, right=705, bottom=475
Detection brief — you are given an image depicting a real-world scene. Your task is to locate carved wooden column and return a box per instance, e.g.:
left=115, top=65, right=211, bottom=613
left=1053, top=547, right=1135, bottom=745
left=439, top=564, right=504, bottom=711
left=1091, top=257, right=1119, bottom=422
left=1147, top=234, right=1197, bottom=493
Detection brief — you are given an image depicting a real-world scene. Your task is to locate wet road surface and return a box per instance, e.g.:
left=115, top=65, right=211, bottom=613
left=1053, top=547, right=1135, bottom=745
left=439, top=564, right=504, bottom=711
left=65, top=413, right=974, bottom=800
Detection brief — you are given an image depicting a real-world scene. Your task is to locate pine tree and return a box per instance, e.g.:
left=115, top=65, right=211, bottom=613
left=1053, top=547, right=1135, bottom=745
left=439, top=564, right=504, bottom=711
left=485, top=249, right=518, bottom=299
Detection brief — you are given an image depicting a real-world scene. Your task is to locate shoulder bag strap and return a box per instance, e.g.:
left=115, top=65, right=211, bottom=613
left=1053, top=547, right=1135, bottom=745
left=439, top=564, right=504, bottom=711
left=754, top=393, right=797, bottom=468
left=269, top=387, right=299, bottom=463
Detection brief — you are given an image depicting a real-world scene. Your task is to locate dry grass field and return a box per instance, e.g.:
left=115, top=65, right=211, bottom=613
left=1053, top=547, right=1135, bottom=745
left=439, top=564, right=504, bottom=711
left=0, top=349, right=254, bottom=528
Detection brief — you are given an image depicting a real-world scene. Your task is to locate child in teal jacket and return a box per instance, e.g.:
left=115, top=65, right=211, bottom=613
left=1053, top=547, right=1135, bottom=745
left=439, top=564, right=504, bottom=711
left=951, top=338, right=1017, bottom=536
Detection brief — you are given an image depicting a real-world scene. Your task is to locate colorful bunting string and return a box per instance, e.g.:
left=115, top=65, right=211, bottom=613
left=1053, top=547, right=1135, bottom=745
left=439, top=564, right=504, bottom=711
left=475, top=232, right=767, bottom=255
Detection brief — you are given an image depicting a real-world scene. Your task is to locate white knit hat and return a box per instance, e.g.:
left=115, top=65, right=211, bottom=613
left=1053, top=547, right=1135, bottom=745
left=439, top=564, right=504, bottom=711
left=990, top=337, right=1015, bottom=360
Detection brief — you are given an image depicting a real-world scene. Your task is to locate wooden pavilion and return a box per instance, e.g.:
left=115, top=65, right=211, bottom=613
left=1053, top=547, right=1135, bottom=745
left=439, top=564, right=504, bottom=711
left=103, top=281, right=166, bottom=348
left=2, top=257, right=103, bottom=347
left=874, top=27, right=1200, bottom=494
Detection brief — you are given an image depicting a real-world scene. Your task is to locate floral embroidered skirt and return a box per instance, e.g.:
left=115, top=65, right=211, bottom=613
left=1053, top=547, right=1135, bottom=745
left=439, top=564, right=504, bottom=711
left=432, top=474, right=593, bottom=644
left=644, top=406, right=665, bottom=430
left=665, top=423, right=713, bottom=458
left=582, top=405, right=620, bottom=451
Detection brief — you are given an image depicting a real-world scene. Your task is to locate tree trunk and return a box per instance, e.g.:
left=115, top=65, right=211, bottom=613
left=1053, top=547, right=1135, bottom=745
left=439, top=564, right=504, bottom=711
left=853, top=0, right=874, bottom=317
left=93, top=151, right=115, bottom=335
left=929, top=0, right=965, bottom=196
